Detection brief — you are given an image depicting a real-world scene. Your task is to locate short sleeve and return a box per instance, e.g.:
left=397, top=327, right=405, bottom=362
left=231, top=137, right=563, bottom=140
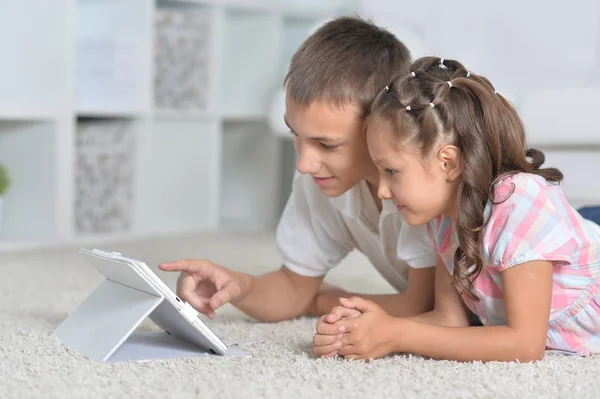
left=275, top=173, right=353, bottom=277
left=396, top=222, right=437, bottom=268
left=426, top=217, right=442, bottom=253
left=483, top=174, right=577, bottom=272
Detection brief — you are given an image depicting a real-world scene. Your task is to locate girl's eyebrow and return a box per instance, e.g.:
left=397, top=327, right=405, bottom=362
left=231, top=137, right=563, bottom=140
left=373, top=157, right=391, bottom=166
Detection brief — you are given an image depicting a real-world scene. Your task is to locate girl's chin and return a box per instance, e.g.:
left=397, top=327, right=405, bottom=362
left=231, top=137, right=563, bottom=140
left=402, top=211, right=435, bottom=226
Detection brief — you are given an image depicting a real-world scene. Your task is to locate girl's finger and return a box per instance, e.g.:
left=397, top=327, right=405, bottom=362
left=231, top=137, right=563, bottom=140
left=313, top=333, right=343, bottom=347
left=312, top=341, right=343, bottom=356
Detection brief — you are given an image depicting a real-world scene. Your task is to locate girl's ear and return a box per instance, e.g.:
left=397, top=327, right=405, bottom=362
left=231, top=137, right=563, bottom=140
left=438, top=145, right=462, bottom=182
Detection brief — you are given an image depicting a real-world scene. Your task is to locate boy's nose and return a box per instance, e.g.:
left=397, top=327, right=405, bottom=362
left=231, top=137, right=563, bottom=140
left=295, top=149, right=320, bottom=175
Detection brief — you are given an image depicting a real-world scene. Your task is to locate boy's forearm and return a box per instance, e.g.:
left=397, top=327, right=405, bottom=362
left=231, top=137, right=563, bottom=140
left=407, top=309, right=470, bottom=327
left=231, top=269, right=320, bottom=322
left=361, top=292, right=434, bottom=317
left=308, top=288, right=343, bottom=316
left=312, top=290, right=433, bottom=318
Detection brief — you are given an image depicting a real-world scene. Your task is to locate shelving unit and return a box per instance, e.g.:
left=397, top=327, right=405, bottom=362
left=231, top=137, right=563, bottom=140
left=220, top=9, right=281, bottom=118
left=0, top=121, right=59, bottom=240
left=220, top=120, right=280, bottom=228
left=0, top=0, right=356, bottom=251
left=0, top=1, right=73, bottom=249
left=75, top=0, right=152, bottom=116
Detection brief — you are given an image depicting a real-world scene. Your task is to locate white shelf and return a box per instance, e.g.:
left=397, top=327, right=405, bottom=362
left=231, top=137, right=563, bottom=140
left=154, top=2, right=215, bottom=114
left=171, top=0, right=276, bottom=13
left=77, top=110, right=149, bottom=119
left=0, top=239, right=63, bottom=253
left=166, top=0, right=354, bottom=18
left=75, top=0, right=152, bottom=115
left=0, top=121, right=59, bottom=241
left=220, top=120, right=281, bottom=228
left=279, top=3, right=354, bottom=19
left=152, top=109, right=217, bottom=120
left=73, top=118, right=140, bottom=236
left=133, top=118, right=222, bottom=234
left=0, top=109, right=58, bottom=122
left=219, top=9, right=282, bottom=117
left=220, top=111, right=268, bottom=122
left=0, top=0, right=356, bottom=251
left=0, top=2, right=72, bottom=117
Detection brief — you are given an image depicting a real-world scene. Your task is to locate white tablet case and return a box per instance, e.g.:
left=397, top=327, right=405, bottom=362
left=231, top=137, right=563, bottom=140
left=54, top=248, right=249, bottom=363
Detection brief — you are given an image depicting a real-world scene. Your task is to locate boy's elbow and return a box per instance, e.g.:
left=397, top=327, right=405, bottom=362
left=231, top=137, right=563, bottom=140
left=409, top=291, right=435, bottom=315
left=415, top=297, right=435, bottom=314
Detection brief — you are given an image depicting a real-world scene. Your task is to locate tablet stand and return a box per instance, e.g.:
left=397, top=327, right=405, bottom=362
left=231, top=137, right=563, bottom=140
left=54, top=278, right=248, bottom=363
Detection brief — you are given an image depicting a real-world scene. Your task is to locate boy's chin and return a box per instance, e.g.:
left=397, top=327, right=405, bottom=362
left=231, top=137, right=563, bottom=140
left=315, top=180, right=352, bottom=198
left=317, top=185, right=346, bottom=198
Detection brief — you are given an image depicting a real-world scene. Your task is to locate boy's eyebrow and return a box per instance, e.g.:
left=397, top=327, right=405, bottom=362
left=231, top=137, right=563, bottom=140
left=283, top=115, right=294, bottom=131
left=283, top=115, right=344, bottom=143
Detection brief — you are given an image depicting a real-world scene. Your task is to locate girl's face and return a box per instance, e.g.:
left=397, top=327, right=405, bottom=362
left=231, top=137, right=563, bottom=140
left=366, top=127, right=460, bottom=226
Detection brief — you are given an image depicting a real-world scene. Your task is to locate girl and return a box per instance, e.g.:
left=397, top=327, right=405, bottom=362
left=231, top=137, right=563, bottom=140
left=311, top=56, right=600, bottom=362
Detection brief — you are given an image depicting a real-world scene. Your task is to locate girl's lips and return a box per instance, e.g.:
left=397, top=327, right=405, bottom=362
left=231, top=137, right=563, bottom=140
left=396, top=205, right=406, bottom=211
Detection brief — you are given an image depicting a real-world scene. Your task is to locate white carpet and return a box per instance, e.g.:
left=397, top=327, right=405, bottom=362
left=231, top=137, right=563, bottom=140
left=3, top=230, right=600, bottom=398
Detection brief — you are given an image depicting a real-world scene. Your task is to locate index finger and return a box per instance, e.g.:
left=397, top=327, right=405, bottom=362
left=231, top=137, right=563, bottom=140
left=159, top=259, right=211, bottom=274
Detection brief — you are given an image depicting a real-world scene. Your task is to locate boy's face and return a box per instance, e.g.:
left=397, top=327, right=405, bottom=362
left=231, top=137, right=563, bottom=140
left=284, top=96, right=378, bottom=197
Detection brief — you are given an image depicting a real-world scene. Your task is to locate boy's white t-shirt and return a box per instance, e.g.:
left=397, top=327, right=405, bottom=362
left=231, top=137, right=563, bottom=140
left=276, top=172, right=437, bottom=292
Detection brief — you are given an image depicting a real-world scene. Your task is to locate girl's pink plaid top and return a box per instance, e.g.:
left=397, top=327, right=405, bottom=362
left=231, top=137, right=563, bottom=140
left=427, top=172, right=600, bottom=355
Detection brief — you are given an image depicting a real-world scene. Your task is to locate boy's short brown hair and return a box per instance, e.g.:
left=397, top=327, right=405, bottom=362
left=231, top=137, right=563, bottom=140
left=284, top=16, right=412, bottom=117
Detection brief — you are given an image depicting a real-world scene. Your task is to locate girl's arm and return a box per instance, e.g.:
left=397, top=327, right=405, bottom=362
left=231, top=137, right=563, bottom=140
left=391, top=260, right=553, bottom=362
left=333, top=258, right=553, bottom=362
left=405, top=256, right=471, bottom=327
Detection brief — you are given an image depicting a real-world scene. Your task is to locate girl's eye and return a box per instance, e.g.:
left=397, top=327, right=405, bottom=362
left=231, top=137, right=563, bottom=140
left=320, top=143, right=338, bottom=150
left=385, top=168, right=397, bottom=176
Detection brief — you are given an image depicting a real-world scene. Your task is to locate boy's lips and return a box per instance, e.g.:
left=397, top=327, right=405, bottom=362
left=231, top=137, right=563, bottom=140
left=313, top=176, right=335, bottom=187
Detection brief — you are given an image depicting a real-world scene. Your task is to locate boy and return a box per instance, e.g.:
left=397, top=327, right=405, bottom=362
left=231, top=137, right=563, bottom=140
left=160, top=16, right=436, bottom=323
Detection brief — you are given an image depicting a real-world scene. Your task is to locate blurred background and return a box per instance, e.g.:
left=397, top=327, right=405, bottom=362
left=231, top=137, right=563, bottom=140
left=0, top=0, right=598, bottom=251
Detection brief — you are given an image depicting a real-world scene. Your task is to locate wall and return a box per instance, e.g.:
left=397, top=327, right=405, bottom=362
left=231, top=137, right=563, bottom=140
left=357, top=0, right=600, bottom=205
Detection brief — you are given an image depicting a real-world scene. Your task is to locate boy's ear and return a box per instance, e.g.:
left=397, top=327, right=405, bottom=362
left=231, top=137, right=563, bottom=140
left=438, top=145, right=462, bottom=182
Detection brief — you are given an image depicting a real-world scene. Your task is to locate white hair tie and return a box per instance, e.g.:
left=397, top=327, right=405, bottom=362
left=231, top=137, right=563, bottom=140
left=405, top=105, right=411, bottom=111
left=411, top=71, right=416, bottom=77
left=429, top=102, right=435, bottom=108
left=466, top=71, right=471, bottom=77
left=447, top=81, right=453, bottom=88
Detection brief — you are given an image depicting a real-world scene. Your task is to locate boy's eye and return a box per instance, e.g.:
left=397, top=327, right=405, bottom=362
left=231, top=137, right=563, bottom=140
left=384, top=168, right=397, bottom=176
left=320, top=143, right=338, bottom=150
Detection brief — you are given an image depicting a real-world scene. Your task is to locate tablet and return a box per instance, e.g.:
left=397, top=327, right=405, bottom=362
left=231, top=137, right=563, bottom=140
left=79, top=248, right=228, bottom=356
